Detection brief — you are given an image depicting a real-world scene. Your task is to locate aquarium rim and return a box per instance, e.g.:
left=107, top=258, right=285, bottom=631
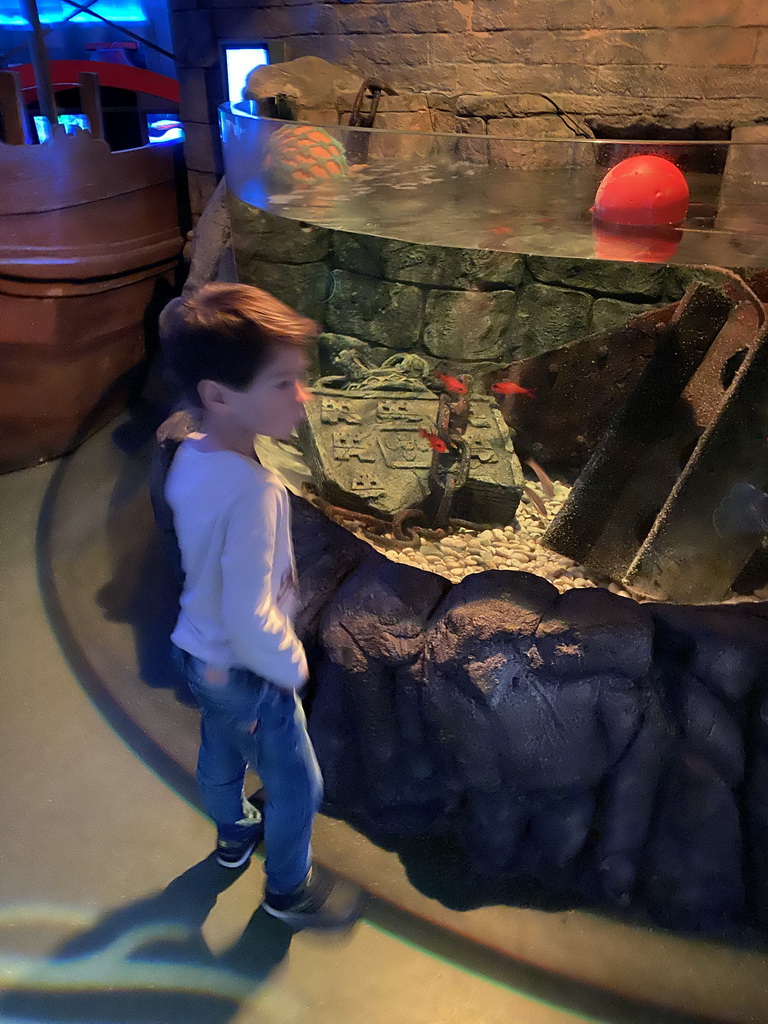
left=221, top=102, right=759, bottom=149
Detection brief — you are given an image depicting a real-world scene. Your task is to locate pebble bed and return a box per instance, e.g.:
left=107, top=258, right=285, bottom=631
left=357, top=477, right=768, bottom=605
left=255, top=437, right=768, bottom=605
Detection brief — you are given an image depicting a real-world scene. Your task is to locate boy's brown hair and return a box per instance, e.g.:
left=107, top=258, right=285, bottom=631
left=160, top=283, right=317, bottom=405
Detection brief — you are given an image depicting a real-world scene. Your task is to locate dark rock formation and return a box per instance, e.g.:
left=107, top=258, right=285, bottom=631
left=291, top=494, right=768, bottom=936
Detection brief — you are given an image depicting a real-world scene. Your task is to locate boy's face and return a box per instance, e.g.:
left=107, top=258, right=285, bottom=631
left=221, top=344, right=312, bottom=441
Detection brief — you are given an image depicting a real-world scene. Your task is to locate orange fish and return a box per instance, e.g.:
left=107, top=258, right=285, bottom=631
left=492, top=381, right=536, bottom=398
left=418, top=428, right=449, bottom=454
left=490, top=225, right=513, bottom=236
left=434, top=369, right=468, bottom=394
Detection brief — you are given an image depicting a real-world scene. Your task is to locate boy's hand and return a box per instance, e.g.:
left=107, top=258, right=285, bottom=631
left=204, top=665, right=229, bottom=686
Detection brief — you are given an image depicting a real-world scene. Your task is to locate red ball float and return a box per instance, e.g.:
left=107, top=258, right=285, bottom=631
left=592, top=154, right=690, bottom=227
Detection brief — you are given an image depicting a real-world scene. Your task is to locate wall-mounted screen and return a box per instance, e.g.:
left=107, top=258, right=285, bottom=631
left=220, top=43, right=269, bottom=105
left=147, top=115, right=184, bottom=144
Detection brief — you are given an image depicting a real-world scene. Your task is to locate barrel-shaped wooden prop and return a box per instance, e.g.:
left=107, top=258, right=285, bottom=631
left=0, top=129, right=182, bottom=472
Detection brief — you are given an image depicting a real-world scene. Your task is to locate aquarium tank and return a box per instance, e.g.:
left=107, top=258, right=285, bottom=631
left=220, top=103, right=768, bottom=608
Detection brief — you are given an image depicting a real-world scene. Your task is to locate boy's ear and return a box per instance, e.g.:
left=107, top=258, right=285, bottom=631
left=197, top=379, right=229, bottom=412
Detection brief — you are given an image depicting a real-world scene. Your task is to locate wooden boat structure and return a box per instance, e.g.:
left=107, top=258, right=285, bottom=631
left=0, top=32, right=183, bottom=473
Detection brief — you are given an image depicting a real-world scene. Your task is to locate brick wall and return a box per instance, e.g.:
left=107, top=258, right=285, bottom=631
left=170, top=0, right=768, bottom=216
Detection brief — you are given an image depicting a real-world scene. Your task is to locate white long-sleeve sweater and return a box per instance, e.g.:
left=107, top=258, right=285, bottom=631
left=165, top=440, right=308, bottom=690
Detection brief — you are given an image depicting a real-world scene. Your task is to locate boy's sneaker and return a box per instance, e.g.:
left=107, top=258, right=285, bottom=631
left=261, top=865, right=363, bottom=931
left=215, top=820, right=264, bottom=869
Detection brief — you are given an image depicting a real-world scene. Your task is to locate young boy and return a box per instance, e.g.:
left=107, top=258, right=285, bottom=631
left=160, top=283, right=359, bottom=930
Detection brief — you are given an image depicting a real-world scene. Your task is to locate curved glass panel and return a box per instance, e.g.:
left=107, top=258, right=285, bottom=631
left=220, top=102, right=768, bottom=267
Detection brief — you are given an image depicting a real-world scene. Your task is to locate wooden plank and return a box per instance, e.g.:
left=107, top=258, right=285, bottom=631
left=0, top=70, right=29, bottom=146
left=19, top=0, right=57, bottom=125
left=0, top=129, right=177, bottom=217
left=78, top=71, right=104, bottom=141
left=0, top=267, right=177, bottom=473
left=0, top=182, right=182, bottom=281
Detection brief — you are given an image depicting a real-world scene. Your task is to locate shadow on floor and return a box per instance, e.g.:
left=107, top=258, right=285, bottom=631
left=0, top=857, right=294, bottom=1024
left=99, top=404, right=193, bottom=705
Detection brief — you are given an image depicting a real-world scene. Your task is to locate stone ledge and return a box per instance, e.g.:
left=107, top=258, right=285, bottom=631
left=231, top=202, right=680, bottom=363
left=591, top=297, right=656, bottom=333
left=528, top=256, right=669, bottom=301
left=232, top=256, right=332, bottom=322
left=229, top=201, right=332, bottom=265
left=423, top=288, right=517, bottom=361
left=425, top=91, right=768, bottom=128
left=333, top=231, right=524, bottom=289
left=511, top=282, right=593, bottom=357
left=327, top=269, right=425, bottom=349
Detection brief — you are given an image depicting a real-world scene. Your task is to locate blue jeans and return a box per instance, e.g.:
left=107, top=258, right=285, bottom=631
left=173, top=646, right=323, bottom=895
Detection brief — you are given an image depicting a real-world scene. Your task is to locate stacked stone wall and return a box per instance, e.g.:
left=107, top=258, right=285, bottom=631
left=231, top=201, right=711, bottom=371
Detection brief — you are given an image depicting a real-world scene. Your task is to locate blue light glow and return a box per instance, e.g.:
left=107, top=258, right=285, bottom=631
left=0, top=0, right=147, bottom=24
left=34, top=113, right=90, bottom=142
left=147, top=115, right=184, bottom=145
left=68, top=0, right=148, bottom=23
left=0, top=0, right=62, bottom=23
